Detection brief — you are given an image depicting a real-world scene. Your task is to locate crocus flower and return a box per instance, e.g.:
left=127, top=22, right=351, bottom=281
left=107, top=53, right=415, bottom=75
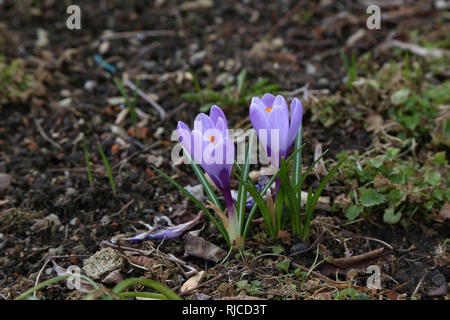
left=176, top=105, right=235, bottom=213
left=112, top=212, right=204, bottom=243
left=249, top=94, right=303, bottom=169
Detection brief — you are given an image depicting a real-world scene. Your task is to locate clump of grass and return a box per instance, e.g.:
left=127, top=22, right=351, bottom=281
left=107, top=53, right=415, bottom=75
left=182, top=69, right=280, bottom=112
left=0, top=55, right=31, bottom=104
left=97, top=142, right=116, bottom=194
left=340, top=49, right=357, bottom=89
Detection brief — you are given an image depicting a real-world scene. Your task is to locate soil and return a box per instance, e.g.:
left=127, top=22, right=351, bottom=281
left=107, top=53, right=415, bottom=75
left=0, top=0, right=448, bottom=300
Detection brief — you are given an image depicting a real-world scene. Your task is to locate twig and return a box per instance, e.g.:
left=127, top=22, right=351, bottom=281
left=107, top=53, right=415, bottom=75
left=411, top=272, right=428, bottom=300
left=124, top=79, right=167, bottom=120
left=34, top=119, right=63, bottom=151
left=33, top=256, right=52, bottom=298
left=109, top=199, right=135, bottom=219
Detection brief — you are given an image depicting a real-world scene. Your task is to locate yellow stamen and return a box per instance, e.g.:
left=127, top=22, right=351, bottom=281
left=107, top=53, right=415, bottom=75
left=265, top=106, right=273, bottom=113
left=209, top=136, right=215, bottom=143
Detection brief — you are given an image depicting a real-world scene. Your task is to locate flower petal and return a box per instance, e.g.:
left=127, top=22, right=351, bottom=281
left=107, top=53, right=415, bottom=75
left=288, top=98, right=303, bottom=148
left=261, top=93, right=275, bottom=108
left=209, top=105, right=228, bottom=128
left=177, top=121, right=193, bottom=155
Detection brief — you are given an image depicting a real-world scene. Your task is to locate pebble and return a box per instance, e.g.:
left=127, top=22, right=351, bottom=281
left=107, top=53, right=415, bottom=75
left=290, top=241, right=310, bottom=255
left=84, top=80, right=97, bottom=92
left=65, top=188, right=77, bottom=197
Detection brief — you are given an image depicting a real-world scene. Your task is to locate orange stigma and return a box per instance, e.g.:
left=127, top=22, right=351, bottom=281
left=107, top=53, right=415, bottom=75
left=209, top=136, right=215, bottom=143
left=265, top=106, right=273, bottom=113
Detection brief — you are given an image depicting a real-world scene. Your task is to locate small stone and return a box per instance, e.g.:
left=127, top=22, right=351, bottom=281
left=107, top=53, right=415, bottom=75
left=84, top=80, right=97, bottom=92
left=431, top=273, right=446, bottom=287
left=48, top=246, right=64, bottom=256
left=290, top=241, right=310, bottom=255
left=192, top=293, right=211, bottom=300
left=154, top=127, right=165, bottom=139
left=65, top=188, right=77, bottom=197
left=82, top=248, right=125, bottom=280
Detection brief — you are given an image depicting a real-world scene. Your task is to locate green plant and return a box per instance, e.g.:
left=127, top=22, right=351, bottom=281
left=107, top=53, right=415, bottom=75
left=15, top=275, right=181, bottom=300
left=340, top=49, right=357, bottom=89
left=336, top=149, right=449, bottom=225
left=153, top=131, right=260, bottom=248
left=235, top=128, right=347, bottom=241
left=97, top=142, right=116, bottom=194
left=182, top=69, right=280, bottom=112
left=0, top=55, right=30, bottom=102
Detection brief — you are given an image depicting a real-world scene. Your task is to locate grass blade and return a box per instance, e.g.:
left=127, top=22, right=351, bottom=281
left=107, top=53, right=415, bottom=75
left=236, top=131, right=254, bottom=233
left=97, top=142, right=116, bottom=194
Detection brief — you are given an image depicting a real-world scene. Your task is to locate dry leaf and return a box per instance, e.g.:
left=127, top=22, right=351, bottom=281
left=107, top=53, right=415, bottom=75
left=184, top=232, right=227, bottom=262
left=438, top=202, right=450, bottom=221
left=180, top=271, right=206, bottom=294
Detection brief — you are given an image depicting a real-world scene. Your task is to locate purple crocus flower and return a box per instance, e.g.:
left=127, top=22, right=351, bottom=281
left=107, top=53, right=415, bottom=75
left=177, top=105, right=235, bottom=213
left=249, top=94, right=303, bottom=169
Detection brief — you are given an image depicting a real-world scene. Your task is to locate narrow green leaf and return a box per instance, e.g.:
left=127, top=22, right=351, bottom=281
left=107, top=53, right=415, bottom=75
left=293, top=150, right=329, bottom=194
left=184, top=149, right=223, bottom=212
left=292, top=125, right=303, bottom=203
left=236, top=131, right=254, bottom=233
left=97, top=142, right=116, bottom=193
left=234, top=170, right=276, bottom=237
left=112, top=278, right=181, bottom=300
left=243, top=170, right=279, bottom=239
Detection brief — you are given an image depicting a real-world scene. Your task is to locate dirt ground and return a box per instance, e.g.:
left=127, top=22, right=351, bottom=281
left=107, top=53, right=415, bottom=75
left=0, top=0, right=449, bottom=300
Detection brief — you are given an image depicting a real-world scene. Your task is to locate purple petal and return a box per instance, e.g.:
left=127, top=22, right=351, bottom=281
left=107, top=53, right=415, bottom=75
left=250, top=96, right=267, bottom=112
left=194, top=113, right=215, bottom=134
left=267, top=102, right=289, bottom=167
left=177, top=121, right=193, bottom=155
left=261, top=93, right=275, bottom=108
left=209, top=105, right=228, bottom=128
left=288, top=98, right=303, bottom=149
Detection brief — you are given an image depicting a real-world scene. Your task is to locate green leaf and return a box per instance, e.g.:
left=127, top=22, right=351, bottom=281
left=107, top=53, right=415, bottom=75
left=242, top=169, right=279, bottom=239
left=388, top=189, right=407, bottom=207
left=360, top=188, right=386, bottom=207
left=345, top=205, right=364, bottom=220
left=391, top=88, right=410, bottom=105
left=383, top=207, right=402, bottom=224
left=97, top=143, right=116, bottom=193
left=433, top=152, right=446, bottom=165
left=184, top=150, right=223, bottom=212
left=234, top=170, right=276, bottom=237
left=270, top=246, right=284, bottom=254
left=276, top=260, right=290, bottom=272
left=237, top=131, right=254, bottom=234
left=424, top=171, right=442, bottom=186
